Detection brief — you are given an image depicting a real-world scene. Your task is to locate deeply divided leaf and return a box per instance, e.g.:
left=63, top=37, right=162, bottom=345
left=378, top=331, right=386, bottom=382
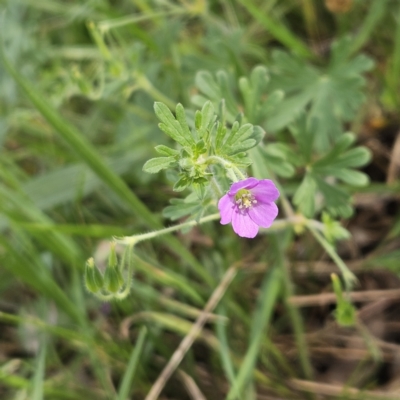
left=154, top=102, right=195, bottom=148
left=142, top=157, right=176, bottom=173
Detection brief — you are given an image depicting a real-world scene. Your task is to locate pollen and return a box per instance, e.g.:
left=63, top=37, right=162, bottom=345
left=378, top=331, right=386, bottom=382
left=235, top=189, right=257, bottom=211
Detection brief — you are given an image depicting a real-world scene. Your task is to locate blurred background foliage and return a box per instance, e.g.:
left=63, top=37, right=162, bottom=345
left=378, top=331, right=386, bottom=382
left=1, top=0, right=400, bottom=399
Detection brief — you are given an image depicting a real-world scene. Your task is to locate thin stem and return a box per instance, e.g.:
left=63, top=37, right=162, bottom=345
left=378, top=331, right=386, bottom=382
left=306, top=223, right=357, bottom=290
left=231, top=165, right=246, bottom=180
left=115, top=213, right=221, bottom=246
left=226, top=168, right=240, bottom=182
left=210, top=176, right=224, bottom=198
left=116, top=214, right=325, bottom=247
left=258, top=215, right=313, bottom=234
left=204, top=155, right=244, bottom=182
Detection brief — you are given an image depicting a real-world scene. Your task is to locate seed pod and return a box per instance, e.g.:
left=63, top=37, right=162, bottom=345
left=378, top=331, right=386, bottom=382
left=104, top=264, right=124, bottom=293
left=104, top=244, right=124, bottom=293
left=84, top=258, right=104, bottom=293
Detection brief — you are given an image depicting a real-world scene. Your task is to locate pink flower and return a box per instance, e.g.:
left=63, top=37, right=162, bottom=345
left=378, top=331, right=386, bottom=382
left=218, top=178, right=280, bottom=238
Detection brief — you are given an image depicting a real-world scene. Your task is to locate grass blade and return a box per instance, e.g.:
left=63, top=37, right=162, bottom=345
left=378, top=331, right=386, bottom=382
left=117, top=326, right=147, bottom=400
left=0, top=43, right=158, bottom=228
left=216, top=305, right=238, bottom=395
left=349, top=0, right=389, bottom=55
left=226, top=264, right=282, bottom=399
left=0, top=36, right=213, bottom=285
left=235, top=0, right=313, bottom=59
left=31, top=342, right=46, bottom=400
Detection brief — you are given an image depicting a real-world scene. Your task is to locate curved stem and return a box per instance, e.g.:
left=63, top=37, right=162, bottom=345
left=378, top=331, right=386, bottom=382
left=210, top=176, right=224, bottom=198
left=226, top=168, right=240, bottom=183
left=306, top=223, right=357, bottom=290
left=204, top=155, right=244, bottom=182
left=115, top=213, right=221, bottom=246
left=231, top=165, right=246, bottom=180
left=116, top=213, right=326, bottom=247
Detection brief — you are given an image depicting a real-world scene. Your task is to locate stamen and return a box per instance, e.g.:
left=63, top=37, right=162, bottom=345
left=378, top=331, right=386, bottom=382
left=234, top=189, right=257, bottom=211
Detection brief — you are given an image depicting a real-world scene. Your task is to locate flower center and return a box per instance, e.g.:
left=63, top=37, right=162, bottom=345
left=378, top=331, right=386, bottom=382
left=235, top=189, right=257, bottom=210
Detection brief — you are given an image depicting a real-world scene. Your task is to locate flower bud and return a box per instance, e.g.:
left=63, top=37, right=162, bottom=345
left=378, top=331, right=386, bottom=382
left=104, top=243, right=124, bottom=293
left=331, top=273, right=356, bottom=327
left=104, top=265, right=124, bottom=293
left=85, top=258, right=104, bottom=293
left=179, top=157, right=193, bottom=170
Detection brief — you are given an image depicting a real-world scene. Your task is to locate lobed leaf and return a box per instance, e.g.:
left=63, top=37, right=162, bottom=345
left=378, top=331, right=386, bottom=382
left=293, top=173, right=317, bottom=217
left=142, top=157, right=176, bottom=173
left=154, top=102, right=195, bottom=148
left=268, top=38, right=374, bottom=150
left=154, top=145, right=179, bottom=156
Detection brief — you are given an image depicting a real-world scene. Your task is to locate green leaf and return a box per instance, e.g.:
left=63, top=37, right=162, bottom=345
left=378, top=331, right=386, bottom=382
left=239, top=65, right=270, bottom=122
left=211, top=118, right=262, bottom=164
left=162, top=192, right=204, bottom=221
left=251, top=126, right=265, bottom=146
left=262, top=144, right=295, bottom=178
left=267, top=38, right=374, bottom=150
left=331, top=147, right=372, bottom=169
left=266, top=89, right=313, bottom=134
left=331, top=132, right=356, bottom=153
left=173, top=175, right=191, bottom=192
left=216, top=70, right=238, bottom=119
left=314, top=176, right=350, bottom=211
left=198, top=101, right=216, bottom=139
left=154, top=145, right=179, bottom=156
left=292, top=128, right=371, bottom=216
left=176, top=103, right=197, bottom=142
left=195, top=71, right=221, bottom=103
left=224, top=123, right=253, bottom=147
left=322, top=213, right=351, bottom=243
left=194, top=67, right=284, bottom=128
left=293, top=173, right=317, bottom=217
left=227, top=139, right=256, bottom=155
left=289, top=115, right=314, bottom=163
left=323, top=169, right=369, bottom=187
left=154, top=102, right=195, bottom=148
left=142, top=156, right=176, bottom=173
left=193, top=70, right=240, bottom=122
left=313, top=144, right=371, bottom=170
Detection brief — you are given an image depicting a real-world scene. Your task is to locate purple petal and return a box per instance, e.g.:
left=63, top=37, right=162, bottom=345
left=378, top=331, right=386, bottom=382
left=228, top=177, right=258, bottom=196
left=232, top=211, right=259, bottom=238
left=218, top=194, right=234, bottom=225
left=251, top=180, right=280, bottom=202
left=248, top=202, right=278, bottom=228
